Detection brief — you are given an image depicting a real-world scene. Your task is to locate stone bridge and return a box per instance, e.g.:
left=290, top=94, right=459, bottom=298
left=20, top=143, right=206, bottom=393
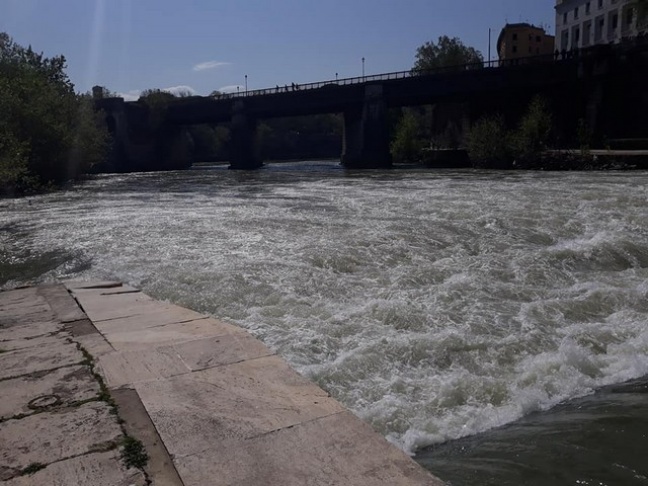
left=97, top=42, right=648, bottom=171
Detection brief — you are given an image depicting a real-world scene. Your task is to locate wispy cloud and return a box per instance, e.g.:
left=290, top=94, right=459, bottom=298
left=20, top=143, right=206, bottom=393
left=193, top=60, right=230, bottom=72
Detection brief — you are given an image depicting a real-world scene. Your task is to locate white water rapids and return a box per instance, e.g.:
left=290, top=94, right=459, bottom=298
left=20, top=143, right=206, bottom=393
left=2, top=163, right=648, bottom=457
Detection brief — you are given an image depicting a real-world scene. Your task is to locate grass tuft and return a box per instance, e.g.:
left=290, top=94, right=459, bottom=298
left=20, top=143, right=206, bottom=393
left=121, top=436, right=149, bottom=469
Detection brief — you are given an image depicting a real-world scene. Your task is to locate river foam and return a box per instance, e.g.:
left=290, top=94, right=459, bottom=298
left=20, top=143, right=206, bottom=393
left=2, top=165, right=648, bottom=455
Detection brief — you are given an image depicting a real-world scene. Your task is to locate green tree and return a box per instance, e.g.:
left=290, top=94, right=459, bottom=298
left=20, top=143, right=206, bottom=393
left=466, top=114, right=513, bottom=168
left=0, top=33, right=109, bottom=194
left=139, top=89, right=176, bottom=130
left=390, top=110, right=426, bottom=163
left=514, top=96, right=553, bottom=158
left=390, top=36, right=483, bottom=162
left=412, top=35, right=484, bottom=73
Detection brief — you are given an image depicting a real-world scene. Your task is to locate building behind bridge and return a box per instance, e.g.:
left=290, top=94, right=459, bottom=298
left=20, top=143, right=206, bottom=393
left=497, top=23, right=555, bottom=65
left=556, top=0, right=648, bottom=51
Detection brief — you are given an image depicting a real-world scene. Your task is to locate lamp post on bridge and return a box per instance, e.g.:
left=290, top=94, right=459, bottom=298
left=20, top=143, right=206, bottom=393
left=362, top=57, right=365, bottom=79
left=245, top=75, right=248, bottom=96
left=335, top=72, right=338, bottom=81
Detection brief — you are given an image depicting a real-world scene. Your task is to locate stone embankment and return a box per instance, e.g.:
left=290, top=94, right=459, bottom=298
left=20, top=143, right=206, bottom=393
left=0, top=281, right=444, bottom=485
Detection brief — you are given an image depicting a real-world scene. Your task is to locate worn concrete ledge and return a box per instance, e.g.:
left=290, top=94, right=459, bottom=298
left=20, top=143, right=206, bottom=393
left=63, top=280, right=444, bottom=486
left=0, top=286, right=149, bottom=485
left=1, top=282, right=444, bottom=485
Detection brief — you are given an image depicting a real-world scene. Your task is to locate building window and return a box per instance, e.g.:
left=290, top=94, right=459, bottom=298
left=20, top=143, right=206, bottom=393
left=586, top=2, right=591, bottom=14
left=536, top=35, right=541, bottom=42
left=512, top=45, right=518, bottom=53
left=512, top=33, right=518, bottom=40
left=627, top=8, right=634, bottom=25
left=599, top=0, right=604, bottom=8
left=612, top=14, right=618, bottom=28
left=575, top=7, right=579, bottom=19
left=564, top=12, right=568, bottom=24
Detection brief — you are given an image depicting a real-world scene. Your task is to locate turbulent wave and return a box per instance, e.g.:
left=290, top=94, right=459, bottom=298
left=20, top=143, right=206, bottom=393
left=2, top=165, right=648, bottom=455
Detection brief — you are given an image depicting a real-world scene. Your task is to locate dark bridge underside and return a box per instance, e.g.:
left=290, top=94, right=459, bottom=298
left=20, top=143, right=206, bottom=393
left=167, top=61, right=580, bottom=125
left=100, top=42, right=648, bottom=171
left=163, top=60, right=586, bottom=169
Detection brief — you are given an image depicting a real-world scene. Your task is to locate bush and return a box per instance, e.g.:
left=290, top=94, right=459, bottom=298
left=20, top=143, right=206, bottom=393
left=391, top=110, right=426, bottom=163
left=466, top=114, right=513, bottom=168
left=514, top=96, right=553, bottom=157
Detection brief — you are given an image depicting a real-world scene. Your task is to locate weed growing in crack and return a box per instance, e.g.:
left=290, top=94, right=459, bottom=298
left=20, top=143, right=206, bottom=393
left=21, top=463, right=46, bottom=475
left=121, top=436, right=149, bottom=469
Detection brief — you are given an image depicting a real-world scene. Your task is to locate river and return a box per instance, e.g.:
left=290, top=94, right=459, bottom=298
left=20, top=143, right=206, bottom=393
left=1, top=161, right=648, bottom=485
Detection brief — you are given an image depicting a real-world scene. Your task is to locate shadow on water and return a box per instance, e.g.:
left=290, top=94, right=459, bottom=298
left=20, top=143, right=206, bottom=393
left=417, top=378, right=648, bottom=486
left=0, top=222, right=91, bottom=288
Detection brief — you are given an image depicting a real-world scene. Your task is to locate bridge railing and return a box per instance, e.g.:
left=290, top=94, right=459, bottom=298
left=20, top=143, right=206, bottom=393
left=212, top=52, right=558, bottom=100
left=210, top=38, right=648, bottom=101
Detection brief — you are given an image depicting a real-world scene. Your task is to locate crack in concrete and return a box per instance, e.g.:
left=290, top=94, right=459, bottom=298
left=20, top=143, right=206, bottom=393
left=0, top=362, right=86, bottom=383
left=99, top=290, right=141, bottom=296
left=148, top=316, right=210, bottom=329
left=3, top=444, right=125, bottom=481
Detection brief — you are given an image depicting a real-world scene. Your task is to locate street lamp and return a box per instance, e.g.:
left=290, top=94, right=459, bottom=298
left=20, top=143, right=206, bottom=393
left=362, top=57, right=365, bottom=79
left=245, top=75, right=248, bottom=96
left=335, top=72, right=338, bottom=81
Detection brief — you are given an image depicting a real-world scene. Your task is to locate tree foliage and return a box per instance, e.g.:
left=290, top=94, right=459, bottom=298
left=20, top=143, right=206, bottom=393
left=0, top=33, right=109, bottom=195
left=467, top=97, right=556, bottom=168
left=139, top=89, right=176, bottom=130
left=412, top=35, right=484, bottom=73
left=634, top=0, right=648, bottom=23
left=389, top=36, right=484, bottom=162
left=466, top=114, right=513, bottom=168
left=390, top=109, right=426, bottom=163
left=514, top=96, right=553, bottom=157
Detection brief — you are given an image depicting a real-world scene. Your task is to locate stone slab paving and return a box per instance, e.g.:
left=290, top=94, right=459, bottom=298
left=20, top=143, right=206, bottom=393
left=0, top=286, right=147, bottom=485
left=176, top=411, right=440, bottom=486
left=37, top=285, right=87, bottom=323
left=0, top=321, right=60, bottom=342
left=0, top=365, right=99, bottom=420
left=0, top=288, right=53, bottom=329
left=0, top=402, right=122, bottom=478
left=0, top=341, right=83, bottom=381
left=65, top=280, right=445, bottom=486
left=3, top=451, right=146, bottom=486
left=134, top=356, right=347, bottom=459
left=101, top=316, right=245, bottom=351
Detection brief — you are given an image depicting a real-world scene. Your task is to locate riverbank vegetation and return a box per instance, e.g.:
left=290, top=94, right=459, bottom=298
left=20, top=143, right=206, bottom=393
left=467, top=96, right=554, bottom=168
left=390, top=36, right=483, bottom=164
left=0, top=33, right=109, bottom=196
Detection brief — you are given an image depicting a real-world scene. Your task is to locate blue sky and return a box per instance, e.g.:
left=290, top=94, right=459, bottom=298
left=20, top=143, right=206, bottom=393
left=1, top=0, right=555, bottom=99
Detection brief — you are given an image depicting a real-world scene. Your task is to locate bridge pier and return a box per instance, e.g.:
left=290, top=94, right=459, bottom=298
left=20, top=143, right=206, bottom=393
left=94, top=98, right=192, bottom=173
left=229, top=101, right=263, bottom=170
left=341, top=84, right=391, bottom=169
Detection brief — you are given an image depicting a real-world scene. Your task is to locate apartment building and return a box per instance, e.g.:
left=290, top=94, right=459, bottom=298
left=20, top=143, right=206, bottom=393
left=556, top=0, right=647, bottom=51
left=497, top=23, right=555, bottom=64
